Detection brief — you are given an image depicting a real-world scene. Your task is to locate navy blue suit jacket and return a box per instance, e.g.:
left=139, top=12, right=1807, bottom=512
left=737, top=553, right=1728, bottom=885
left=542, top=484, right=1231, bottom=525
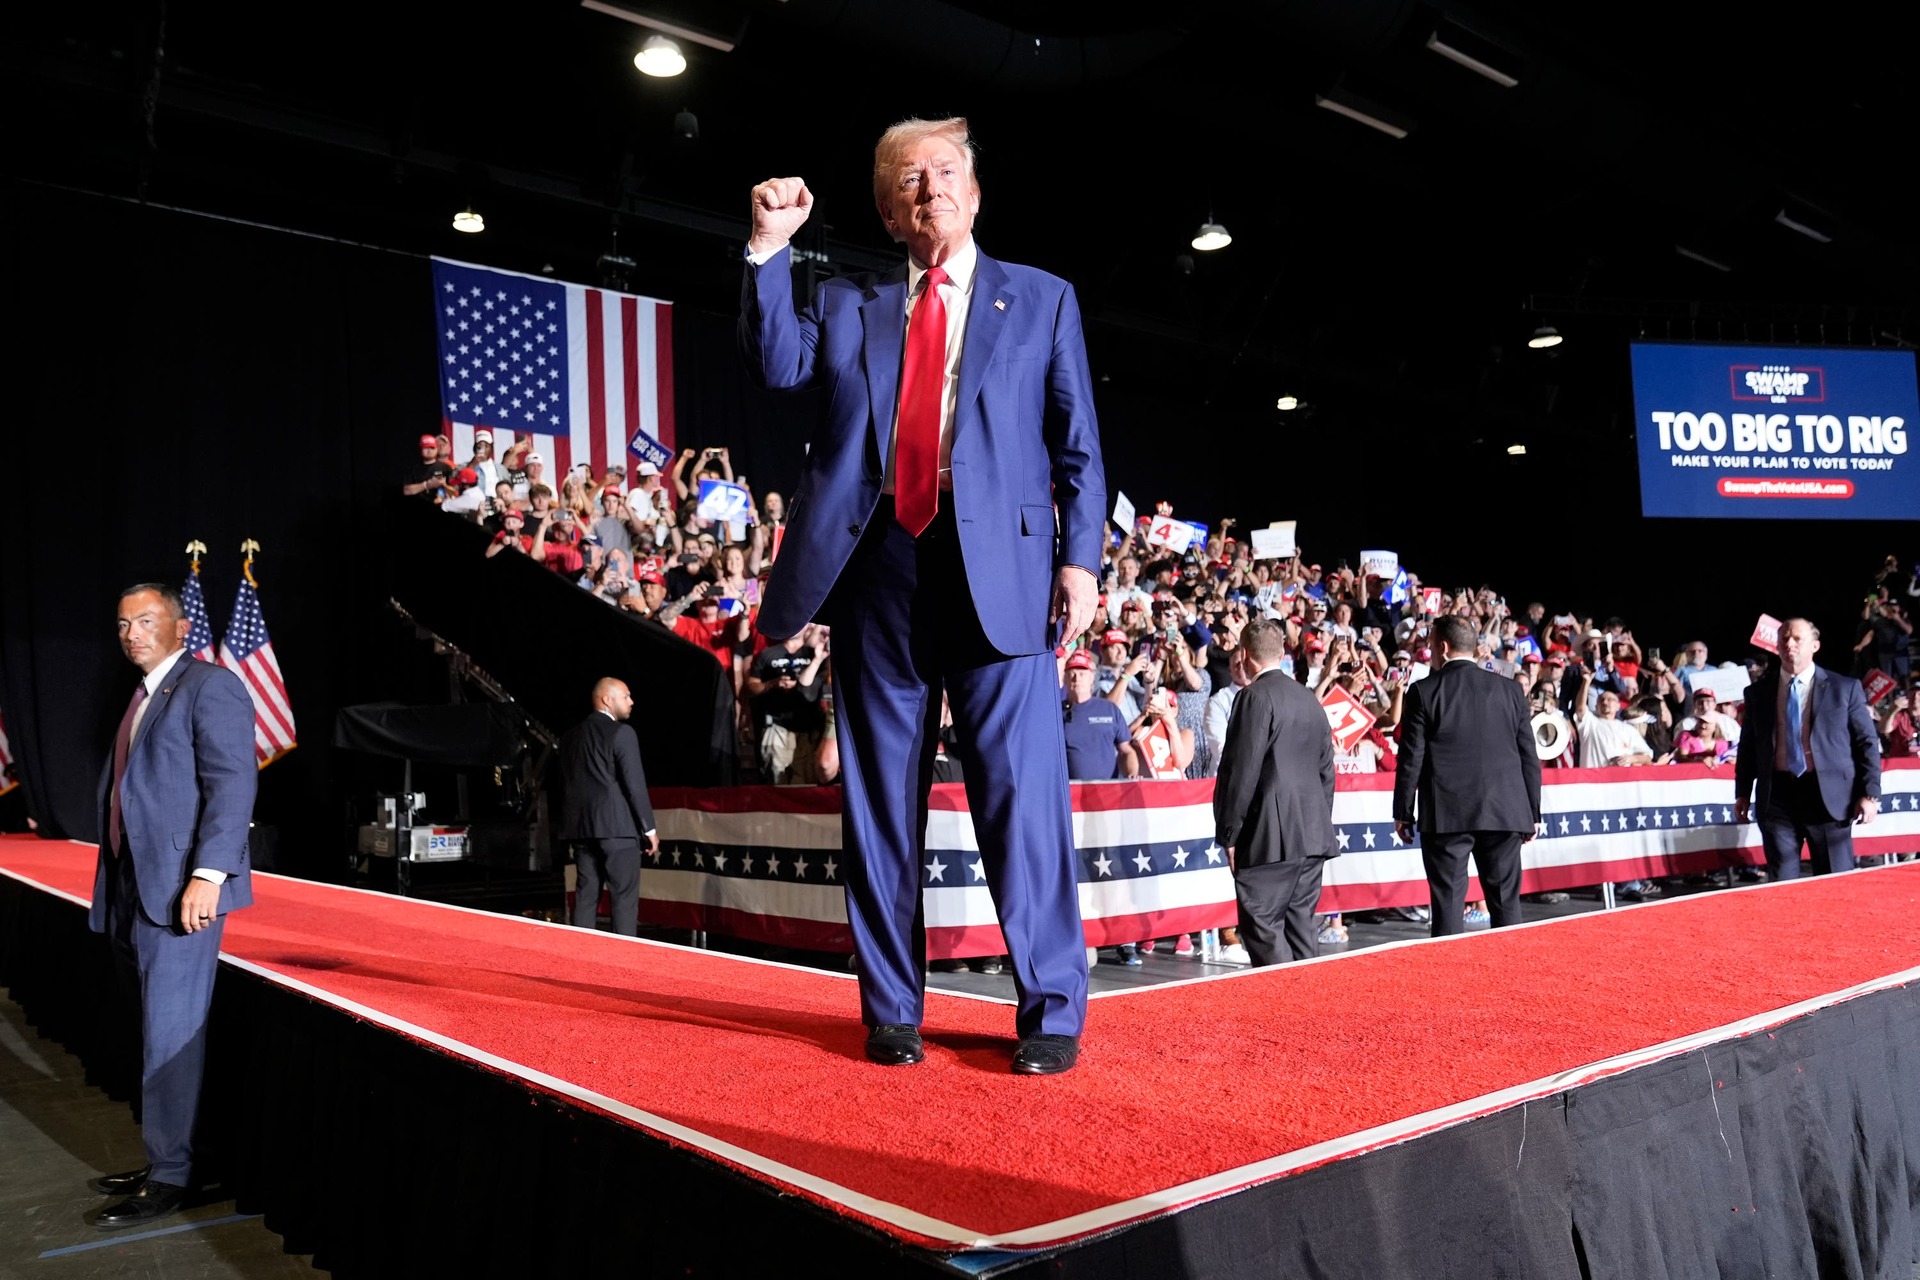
left=90, top=656, right=258, bottom=930
left=1735, top=665, right=1881, bottom=822
left=739, top=245, right=1105, bottom=656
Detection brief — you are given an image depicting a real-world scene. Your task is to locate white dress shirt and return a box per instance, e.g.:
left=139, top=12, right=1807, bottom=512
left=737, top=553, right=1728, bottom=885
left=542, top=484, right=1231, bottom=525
left=127, top=647, right=227, bottom=885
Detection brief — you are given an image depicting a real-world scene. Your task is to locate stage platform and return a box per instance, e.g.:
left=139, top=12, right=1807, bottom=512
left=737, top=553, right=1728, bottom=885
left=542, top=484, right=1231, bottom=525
left=3, top=834, right=1917, bottom=1278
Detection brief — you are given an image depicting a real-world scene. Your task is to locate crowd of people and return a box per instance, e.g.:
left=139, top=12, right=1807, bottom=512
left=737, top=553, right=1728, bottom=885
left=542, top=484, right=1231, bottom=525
left=408, top=436, right=1918, bottom=952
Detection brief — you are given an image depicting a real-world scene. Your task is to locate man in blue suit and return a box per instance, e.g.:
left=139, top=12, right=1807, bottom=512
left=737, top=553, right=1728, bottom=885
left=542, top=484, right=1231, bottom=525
left=740, top=116, right=1104, bottom=1074
left=88, top=583, right=257, bottom=1227
left=1734, top=617, right=1881, bottom=879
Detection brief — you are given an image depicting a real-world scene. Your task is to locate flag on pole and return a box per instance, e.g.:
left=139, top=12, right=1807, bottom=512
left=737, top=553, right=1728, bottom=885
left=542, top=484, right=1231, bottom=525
left=432, top=257, right=674, bottom=488
left=218, top=554, right=296, bottom=767
left=182, top=570, right=217, bottom=663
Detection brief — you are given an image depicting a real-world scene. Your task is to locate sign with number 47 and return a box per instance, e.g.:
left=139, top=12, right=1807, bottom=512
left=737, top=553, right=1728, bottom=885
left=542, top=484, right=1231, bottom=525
left=1319, top=685, right=1377, bottom=754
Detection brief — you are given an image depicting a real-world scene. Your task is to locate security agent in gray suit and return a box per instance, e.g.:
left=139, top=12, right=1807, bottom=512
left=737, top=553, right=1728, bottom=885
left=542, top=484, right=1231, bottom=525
left=554, top=678, right=658, bottom=934
left=1213, top=618, right=1338, bottom=964
left=1393, top=614, right=1544, bottom=937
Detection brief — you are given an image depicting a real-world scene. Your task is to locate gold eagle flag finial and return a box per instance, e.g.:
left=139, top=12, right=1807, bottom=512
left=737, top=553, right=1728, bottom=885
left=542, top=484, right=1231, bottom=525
left=185, top=540, right=208, bottom=574
left=240, top=539, right=262, bottom=587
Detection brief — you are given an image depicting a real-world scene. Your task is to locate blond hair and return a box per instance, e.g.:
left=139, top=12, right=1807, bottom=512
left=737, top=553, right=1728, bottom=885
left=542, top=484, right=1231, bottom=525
left=872, top=116, right=978, bottom=210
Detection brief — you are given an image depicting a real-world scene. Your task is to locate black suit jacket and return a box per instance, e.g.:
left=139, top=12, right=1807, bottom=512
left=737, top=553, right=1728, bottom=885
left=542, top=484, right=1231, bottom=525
left=553, top=713, right=656, bottom=841
left=1735, top=665, right=1880, bottom=821
left=1213, top=669, right=1337, bottom=864
left=1393, top=659, right=1541, bottom=834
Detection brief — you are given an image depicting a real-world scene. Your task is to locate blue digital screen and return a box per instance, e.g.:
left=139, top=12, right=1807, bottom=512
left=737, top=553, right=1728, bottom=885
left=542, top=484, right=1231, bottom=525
left=1629, top=342, right=1918, bottom=520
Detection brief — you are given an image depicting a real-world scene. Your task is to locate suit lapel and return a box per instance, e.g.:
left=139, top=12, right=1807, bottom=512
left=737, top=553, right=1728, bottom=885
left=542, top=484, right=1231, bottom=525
left=129, top=657, right=193, bottom=765
left=953, top=252, right=1014, bottom=439
left=860, top=267, right=910, bottom=473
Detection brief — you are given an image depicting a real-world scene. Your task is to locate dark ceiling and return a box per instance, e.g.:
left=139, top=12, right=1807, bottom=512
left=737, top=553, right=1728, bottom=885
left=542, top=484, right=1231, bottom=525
left=15, top=0, right=1918, bottom=515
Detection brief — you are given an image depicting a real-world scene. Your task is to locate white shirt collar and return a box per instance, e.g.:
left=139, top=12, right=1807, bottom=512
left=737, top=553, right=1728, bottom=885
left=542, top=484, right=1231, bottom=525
left=907, top=238, right=977, bottom=297
left=597, top=708, right=617, bottom=721
left=1443, top=655, right=1477, bottom=665
left=143, top=646, right=190, bottom=697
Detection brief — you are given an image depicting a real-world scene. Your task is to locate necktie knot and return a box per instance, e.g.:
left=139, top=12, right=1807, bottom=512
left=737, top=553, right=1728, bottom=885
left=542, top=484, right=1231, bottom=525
left=922, top=266, right=949, bottom=293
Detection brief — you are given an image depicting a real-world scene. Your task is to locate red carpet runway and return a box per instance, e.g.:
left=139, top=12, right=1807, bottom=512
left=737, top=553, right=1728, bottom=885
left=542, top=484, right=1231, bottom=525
left=3, top=834, right=1917, bottom=1253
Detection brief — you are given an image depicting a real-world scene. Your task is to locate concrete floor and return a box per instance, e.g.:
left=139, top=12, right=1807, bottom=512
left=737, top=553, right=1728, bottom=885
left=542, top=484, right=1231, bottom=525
left=0, top=994, right=321, bottom=1279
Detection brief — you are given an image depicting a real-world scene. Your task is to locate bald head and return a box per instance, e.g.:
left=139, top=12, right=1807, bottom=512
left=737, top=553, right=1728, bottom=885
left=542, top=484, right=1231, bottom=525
left=592, top=677, right=634, bottom=722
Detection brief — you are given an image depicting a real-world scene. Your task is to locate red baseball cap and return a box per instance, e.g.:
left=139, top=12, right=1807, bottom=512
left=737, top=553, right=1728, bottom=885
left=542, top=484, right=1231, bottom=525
left=418, top=434, right=440, bottom=448
left=455, top=467, right=479, bottom=486
left=1522, top=652, right=1543, bottom=665
left=636, top=569, right=665, bottom=585
left=1305, top=636, right=1326, bottom=652
left=1065, top=650, right=1095, bottom=671
left=501, top=507, right=525, bottom=523
left=1101, top=629, right=1128, bottom=647
left=1414, top=646, right=1432, bottom=661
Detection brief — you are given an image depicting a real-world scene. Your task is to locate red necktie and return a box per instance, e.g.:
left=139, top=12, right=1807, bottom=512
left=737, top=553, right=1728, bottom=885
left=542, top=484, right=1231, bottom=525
left=106, top=683, right=147, bottom=855
left=893, top=265, right=949, bottom=537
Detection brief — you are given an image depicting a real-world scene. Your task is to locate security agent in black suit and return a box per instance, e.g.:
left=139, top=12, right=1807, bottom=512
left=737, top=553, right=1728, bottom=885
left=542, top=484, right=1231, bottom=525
left=1393, top=615, right=1543, bottom=937
left=554, top=678, right=657, bottom=934
left=1213, top=618, right=1338, bottom=964
left=1734, top=618, right=1881, bottom=879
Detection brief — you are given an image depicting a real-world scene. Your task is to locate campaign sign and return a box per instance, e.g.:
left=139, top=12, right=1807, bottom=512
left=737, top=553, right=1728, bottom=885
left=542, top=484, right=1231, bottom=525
left=1750, top=613, right=1782, bottom=654
left=1689, top=666, right=1751, bottom=705
left=1250, top=522, right=1296, bottom=560
left=696, top=478, right=755, bottom=524
left=1630, top=342, right=1919, bottom=520
left=627, top=427, right=671, bottom=471
left=1862, top=669, right=1898, bottom=705
left=1320, top=685, right=1377, bottom=753
left=1145, top=515, right=1199, bottom=553
left=1359, top=549, right=1399, bottom=579
left=1111, top=491, right=1135, bottom=533
left=1419, top=587, right=1444, bottom=616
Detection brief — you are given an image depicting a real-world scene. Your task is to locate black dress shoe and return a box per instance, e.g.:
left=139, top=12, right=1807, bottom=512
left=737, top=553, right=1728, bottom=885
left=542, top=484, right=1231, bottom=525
left=91, top=1165, right=153, bottom=1196
left=95, top=1180, right=187, bottom=1230
left=1011, top=1033, right=1080, bottom=1076
left=865, top=1024, right=925, bottom=1065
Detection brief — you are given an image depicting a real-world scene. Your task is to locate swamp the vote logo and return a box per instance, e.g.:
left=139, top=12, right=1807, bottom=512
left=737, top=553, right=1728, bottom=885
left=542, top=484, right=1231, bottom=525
left=1730, top=363, right=1825, bottom=404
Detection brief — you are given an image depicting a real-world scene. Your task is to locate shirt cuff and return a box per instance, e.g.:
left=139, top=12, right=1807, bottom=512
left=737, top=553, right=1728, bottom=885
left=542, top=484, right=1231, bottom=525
left=744, top=244, right=781, bottom=267
left=645, top=828, right=657, bottom=839
left=191, top=868, right=227, bottom=885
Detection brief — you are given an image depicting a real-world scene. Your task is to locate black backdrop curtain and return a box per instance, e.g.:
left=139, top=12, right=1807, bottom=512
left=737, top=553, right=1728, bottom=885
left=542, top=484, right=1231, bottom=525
left=0, top=181, right=766, bottom=875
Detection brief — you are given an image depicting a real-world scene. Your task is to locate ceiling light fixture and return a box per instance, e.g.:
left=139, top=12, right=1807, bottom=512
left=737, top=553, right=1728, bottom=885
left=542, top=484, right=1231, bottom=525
left=1527, top=325, right=1563, bottom=349
left=1191, top=221, right=1232, bottom=252
left=1773, top=208, right=1832, bottom=243
left=634, top=35, right=686, bottom=77
left=452, top=208, right=485, bottom=234
left=1424, top=24, right=1520, bottom=87
left=1506, top=443, right=1527, bottom=456
left=1313, top=90, right=1413, bottom=139
left=1674, top=244, right=1732, bottom=272
left=1275, top=395, right=1299, bottom=411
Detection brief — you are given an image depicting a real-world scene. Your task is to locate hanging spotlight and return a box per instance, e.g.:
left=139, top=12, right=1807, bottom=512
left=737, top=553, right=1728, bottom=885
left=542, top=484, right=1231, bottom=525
left=452, top=208, right=485, bottom=234
left=1275, top=395, right=1299, bottom=411
left=1506, top=443, right=1528, bottom=456
left=1191, top=222, right=1232, bottom=251
left=1527, top=325, right=1563, bottom=349
left=634, top=35, right=686, bottom=77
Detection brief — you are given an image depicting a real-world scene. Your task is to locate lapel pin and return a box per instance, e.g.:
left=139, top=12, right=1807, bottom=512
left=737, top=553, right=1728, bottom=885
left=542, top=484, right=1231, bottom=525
left=993, top=298, right=1007, bottom=311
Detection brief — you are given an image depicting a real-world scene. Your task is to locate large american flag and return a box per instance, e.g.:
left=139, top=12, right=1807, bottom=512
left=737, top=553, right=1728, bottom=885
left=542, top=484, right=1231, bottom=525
left=219, top=575, right=296, bottom=766
left=432, top=257, right=674, bottom=481
left=181, top=571, right=216, bottom=663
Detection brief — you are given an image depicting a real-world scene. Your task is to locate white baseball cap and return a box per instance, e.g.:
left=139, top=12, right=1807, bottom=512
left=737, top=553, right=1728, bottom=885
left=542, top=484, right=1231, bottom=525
left=474, top=429, right=493, bottom=443
left=637, top=461, right=661, bottom=476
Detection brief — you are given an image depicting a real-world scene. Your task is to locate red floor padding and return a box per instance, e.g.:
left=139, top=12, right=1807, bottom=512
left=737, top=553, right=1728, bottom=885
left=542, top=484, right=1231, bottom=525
left=5, top=835, right=1917, bottom=1249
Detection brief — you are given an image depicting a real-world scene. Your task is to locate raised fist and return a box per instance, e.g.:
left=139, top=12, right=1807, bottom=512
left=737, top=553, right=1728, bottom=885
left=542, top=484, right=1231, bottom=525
left=748, top=177, right=814, bottom=255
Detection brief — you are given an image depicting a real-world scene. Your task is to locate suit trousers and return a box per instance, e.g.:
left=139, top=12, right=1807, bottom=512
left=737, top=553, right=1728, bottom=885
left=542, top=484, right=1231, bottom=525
left=1422, top=830, right=1525, bottom=937
left=107, top=843, right=224, bottom=1187
left=1760, top=770, right=1855, bottom=879
left=827, top=500, right=1087, bottom=1037
left=570, top=837, right=642, bottom=935
left=1234, top=857, right=1326, bottom=965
